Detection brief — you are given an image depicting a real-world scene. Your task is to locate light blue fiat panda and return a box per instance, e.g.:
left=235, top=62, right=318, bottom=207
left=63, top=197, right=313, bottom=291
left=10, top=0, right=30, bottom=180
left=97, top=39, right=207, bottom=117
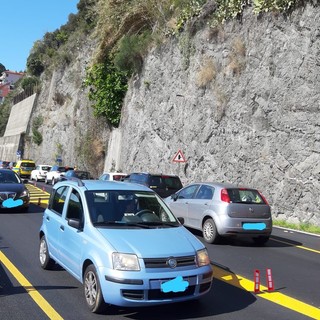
left=39, top=179, right=213, bottom=313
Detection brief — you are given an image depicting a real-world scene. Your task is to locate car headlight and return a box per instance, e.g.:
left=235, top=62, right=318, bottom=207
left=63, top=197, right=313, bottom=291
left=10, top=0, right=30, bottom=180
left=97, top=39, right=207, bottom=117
left=196, top=249, right=210, bottom=267
left=21, top=190, right=30, bottom=198
left=112, top=253, right=140, bottom=271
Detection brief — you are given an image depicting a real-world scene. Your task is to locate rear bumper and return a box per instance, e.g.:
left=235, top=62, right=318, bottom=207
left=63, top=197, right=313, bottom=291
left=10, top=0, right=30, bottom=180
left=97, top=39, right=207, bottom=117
left=217, top=216, right=272, bottom=237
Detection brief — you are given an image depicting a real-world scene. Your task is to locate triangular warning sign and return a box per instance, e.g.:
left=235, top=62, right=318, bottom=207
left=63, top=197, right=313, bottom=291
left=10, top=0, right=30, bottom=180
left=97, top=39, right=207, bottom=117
left=172, top=150, right=186, bottom=163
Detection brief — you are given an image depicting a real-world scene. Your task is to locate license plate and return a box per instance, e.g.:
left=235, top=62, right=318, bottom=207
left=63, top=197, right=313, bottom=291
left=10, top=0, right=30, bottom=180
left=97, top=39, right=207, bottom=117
left=243, top=222, right=266, bottom=230
left=160, top=276, right=189, bottom=293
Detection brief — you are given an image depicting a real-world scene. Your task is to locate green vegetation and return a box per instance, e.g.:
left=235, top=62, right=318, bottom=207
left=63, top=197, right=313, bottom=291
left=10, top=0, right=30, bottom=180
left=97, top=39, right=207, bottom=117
left=83, top=61, right=128, bottom=127
left=273, top=219, right=320, bottom=235
left=32, top=115, right=43, bottom=146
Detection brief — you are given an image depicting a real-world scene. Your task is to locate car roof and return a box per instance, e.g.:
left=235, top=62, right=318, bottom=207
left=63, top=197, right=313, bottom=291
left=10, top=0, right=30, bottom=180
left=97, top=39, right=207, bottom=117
left=129, top=172, right=180, bottom=177
left=56, top=179, right=154, bottom=192
left=189, top=181, right=249, bottom=189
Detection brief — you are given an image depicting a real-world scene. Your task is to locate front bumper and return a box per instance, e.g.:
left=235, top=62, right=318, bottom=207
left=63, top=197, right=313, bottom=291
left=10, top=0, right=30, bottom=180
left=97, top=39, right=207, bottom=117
left=98, top=266, right=213, bottom=307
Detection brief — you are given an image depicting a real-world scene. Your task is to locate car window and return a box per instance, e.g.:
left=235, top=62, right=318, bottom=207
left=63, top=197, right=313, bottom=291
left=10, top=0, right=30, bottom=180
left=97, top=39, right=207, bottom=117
left=21, top=162, right=35, bottom=168
left=113, top=174, right=125, bottom=181
left=195, top=185, right=214, bottom=200
left=0, top=171, right=20, bottom=183
left=227, top=188, right=265, bottom=204
left=178, top=185, right=199, bottom=199
left=149, top=176, right=162, bottom=187
left=42, top=166, right=51, bottom=171
left=162, top=176, right=182, bottom=189
left=50, top=186, right=69, bottom=215
left=85, top=190, right=178, bottom=225
left=66, top=189, right=84, bottom=222
left=76, top=171, right=90, bottom=179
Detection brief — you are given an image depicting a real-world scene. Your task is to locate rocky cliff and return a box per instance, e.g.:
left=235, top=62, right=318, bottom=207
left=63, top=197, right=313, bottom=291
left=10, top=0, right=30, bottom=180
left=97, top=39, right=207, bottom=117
left=26, top=3, right=320, bottom=225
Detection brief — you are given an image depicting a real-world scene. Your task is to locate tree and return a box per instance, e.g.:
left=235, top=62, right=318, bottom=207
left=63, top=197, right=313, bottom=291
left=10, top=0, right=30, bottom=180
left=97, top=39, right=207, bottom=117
left=0, top=63, right=6, bottom=73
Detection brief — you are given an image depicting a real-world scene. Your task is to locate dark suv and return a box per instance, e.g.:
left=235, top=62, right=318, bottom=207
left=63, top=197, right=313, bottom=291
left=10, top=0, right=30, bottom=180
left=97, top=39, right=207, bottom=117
left=124, top=173, right=183, bottom=198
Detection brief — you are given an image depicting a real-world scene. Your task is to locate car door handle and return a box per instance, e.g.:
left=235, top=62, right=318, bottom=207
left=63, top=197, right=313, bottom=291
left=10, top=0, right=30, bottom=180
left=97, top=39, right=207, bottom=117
left=60, top=225, right=64, bottom=231
left=46, top=216, right=50, bottom=221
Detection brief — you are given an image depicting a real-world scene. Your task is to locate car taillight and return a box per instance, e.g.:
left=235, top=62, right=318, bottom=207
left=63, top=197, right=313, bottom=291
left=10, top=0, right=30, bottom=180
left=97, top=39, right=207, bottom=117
left=220, top=189, right=230, bottom=203
left=258, top=191, right=269, bottom=205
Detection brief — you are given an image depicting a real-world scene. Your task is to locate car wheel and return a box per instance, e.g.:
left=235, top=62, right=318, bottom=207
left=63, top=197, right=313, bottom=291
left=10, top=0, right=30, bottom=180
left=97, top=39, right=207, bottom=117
left=45, top=177, right=48, bottom=184
left=84, top=264, right=107, bottom=313
left=253, top=236, right=269, bottom=246
left=39, top=236, right=55, bottom=269
left=51, top=178, right=55, bottom=185
left=35, top=175, right=38, bottom=182
left=203, top=218, right=220, bottom=244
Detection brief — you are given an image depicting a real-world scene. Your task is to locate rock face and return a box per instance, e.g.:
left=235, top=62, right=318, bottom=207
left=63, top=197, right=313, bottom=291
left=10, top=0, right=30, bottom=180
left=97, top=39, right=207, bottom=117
left=112, top=5, right=320, bottom=225
left=25, top=4, right=320, bottom=225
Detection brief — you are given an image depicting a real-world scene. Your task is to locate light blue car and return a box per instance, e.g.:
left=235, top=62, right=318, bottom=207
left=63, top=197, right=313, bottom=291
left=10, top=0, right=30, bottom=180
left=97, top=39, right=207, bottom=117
left=39, top=179, right=213, bottom=313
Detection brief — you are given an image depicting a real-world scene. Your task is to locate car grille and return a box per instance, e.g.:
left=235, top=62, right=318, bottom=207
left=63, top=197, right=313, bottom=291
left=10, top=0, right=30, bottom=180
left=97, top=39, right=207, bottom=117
left=144, top=255, right=196, bottom=268
left=0, top=192, right=16, bottom=201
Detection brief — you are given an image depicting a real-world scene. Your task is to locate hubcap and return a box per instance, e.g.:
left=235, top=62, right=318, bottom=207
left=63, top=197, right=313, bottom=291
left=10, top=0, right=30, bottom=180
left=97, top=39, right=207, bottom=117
left=85, top=271, right=97, bottom=306
left=39, top=240, right=47, bottom=264
left=204, top=222, right=213, bottom=240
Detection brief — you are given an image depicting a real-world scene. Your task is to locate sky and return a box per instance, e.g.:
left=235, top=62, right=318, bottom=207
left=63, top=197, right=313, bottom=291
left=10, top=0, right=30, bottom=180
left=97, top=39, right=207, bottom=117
left=1, top=0, right=79, bottom=72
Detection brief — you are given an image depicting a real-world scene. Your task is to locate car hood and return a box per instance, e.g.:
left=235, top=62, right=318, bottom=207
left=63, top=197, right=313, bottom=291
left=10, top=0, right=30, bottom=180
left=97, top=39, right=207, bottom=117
left=96, top=226, right=203, bottom=258
left=0, top=183, right=25, bottom=193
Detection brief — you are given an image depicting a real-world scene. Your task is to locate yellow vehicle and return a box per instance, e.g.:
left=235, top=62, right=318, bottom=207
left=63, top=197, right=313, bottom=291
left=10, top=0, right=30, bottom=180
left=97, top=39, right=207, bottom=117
left=13, top=160, right=36, bottom=178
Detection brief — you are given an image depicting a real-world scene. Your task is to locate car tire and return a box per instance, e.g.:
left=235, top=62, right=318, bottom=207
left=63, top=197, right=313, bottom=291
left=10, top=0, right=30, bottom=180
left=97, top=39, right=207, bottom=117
left=84, top=264, right=107, bottom=314
left=51, top=178, right=55, bottom=185
left=253, top=236, right=269, bottom=246
left=45, top=177, right=49, bottom=184
left=203, top=218, right=220, bottom=244
left=39, top=236, right=55, bottom=270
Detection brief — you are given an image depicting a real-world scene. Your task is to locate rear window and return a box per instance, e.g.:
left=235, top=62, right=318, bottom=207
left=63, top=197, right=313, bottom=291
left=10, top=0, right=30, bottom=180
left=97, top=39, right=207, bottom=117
left=227, top=188, right=266, bottom=204
left=113, top=174, right=126, bottom=181
left=162, top=176, right=182, bottom=189
left=42, top=166, right=51, bottom=171
left=21, top=162, right=35, bottom=168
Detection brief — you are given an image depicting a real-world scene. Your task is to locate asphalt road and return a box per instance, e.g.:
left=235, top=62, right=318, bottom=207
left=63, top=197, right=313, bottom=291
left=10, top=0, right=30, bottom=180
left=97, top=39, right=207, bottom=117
left=0, top=186, right=319, bottom=319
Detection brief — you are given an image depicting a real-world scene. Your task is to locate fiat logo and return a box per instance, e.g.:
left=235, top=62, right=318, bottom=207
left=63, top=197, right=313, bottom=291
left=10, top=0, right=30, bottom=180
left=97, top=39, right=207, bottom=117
left=167, top=258, right=177, bottom=269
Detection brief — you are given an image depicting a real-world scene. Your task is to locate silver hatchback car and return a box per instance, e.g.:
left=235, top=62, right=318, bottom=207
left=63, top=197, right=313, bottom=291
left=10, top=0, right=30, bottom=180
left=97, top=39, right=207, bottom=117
left=165, top=182, right=272, bottom=245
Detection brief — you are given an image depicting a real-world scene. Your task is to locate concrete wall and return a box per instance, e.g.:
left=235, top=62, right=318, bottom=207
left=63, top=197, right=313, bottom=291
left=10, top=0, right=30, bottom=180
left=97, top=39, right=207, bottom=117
left=0, top=93, right=36, bottom=161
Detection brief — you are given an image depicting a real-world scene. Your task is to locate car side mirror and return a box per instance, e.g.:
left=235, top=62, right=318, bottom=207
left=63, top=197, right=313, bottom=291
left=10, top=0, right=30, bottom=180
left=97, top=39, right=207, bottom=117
left=177, top=217, right=184, bottom=225
left=171, top=193, right=178, bottom=201
left=68, top=218, right=82, bottom=230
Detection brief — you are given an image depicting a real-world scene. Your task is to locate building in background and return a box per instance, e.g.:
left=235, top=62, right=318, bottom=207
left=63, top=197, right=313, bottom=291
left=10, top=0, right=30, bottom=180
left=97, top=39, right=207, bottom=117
left=0, top=70, right=25, bottom=103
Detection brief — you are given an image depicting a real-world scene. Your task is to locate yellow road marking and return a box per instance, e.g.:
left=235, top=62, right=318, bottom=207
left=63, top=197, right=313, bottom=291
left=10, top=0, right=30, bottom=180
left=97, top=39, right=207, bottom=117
left=272, top=238, right=320, bottom=254
left=213, top=265, right=320, bottom=319
left=0, top=251, right=63, bottom=320
left=27, top=184, right=50, bottom=205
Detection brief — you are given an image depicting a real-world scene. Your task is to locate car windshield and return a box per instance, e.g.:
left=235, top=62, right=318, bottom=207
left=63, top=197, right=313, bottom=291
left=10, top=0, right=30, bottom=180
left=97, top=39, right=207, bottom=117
left=85, top=190, right=179, bottom=227
left=0, top=171, right=20, bottom=184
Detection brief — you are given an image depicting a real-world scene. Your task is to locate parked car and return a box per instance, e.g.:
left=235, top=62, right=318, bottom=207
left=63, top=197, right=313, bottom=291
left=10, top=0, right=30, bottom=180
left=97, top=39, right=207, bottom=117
left=12, top=159, right=36, bottom=178
left=60, top=169, right=91, bottom=181
left=0, top=169, right=30, bottom=212
left=31, top=165, right=52, bottom=182
left=124, top=172, right=183, bottom=198
left=165, top=182, right=272, bottom=245
left=99, top=172, right=127, bottom=181
left=45, top=165, right=73, bottom=185
left=39, top=180, right=212, bottom=313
